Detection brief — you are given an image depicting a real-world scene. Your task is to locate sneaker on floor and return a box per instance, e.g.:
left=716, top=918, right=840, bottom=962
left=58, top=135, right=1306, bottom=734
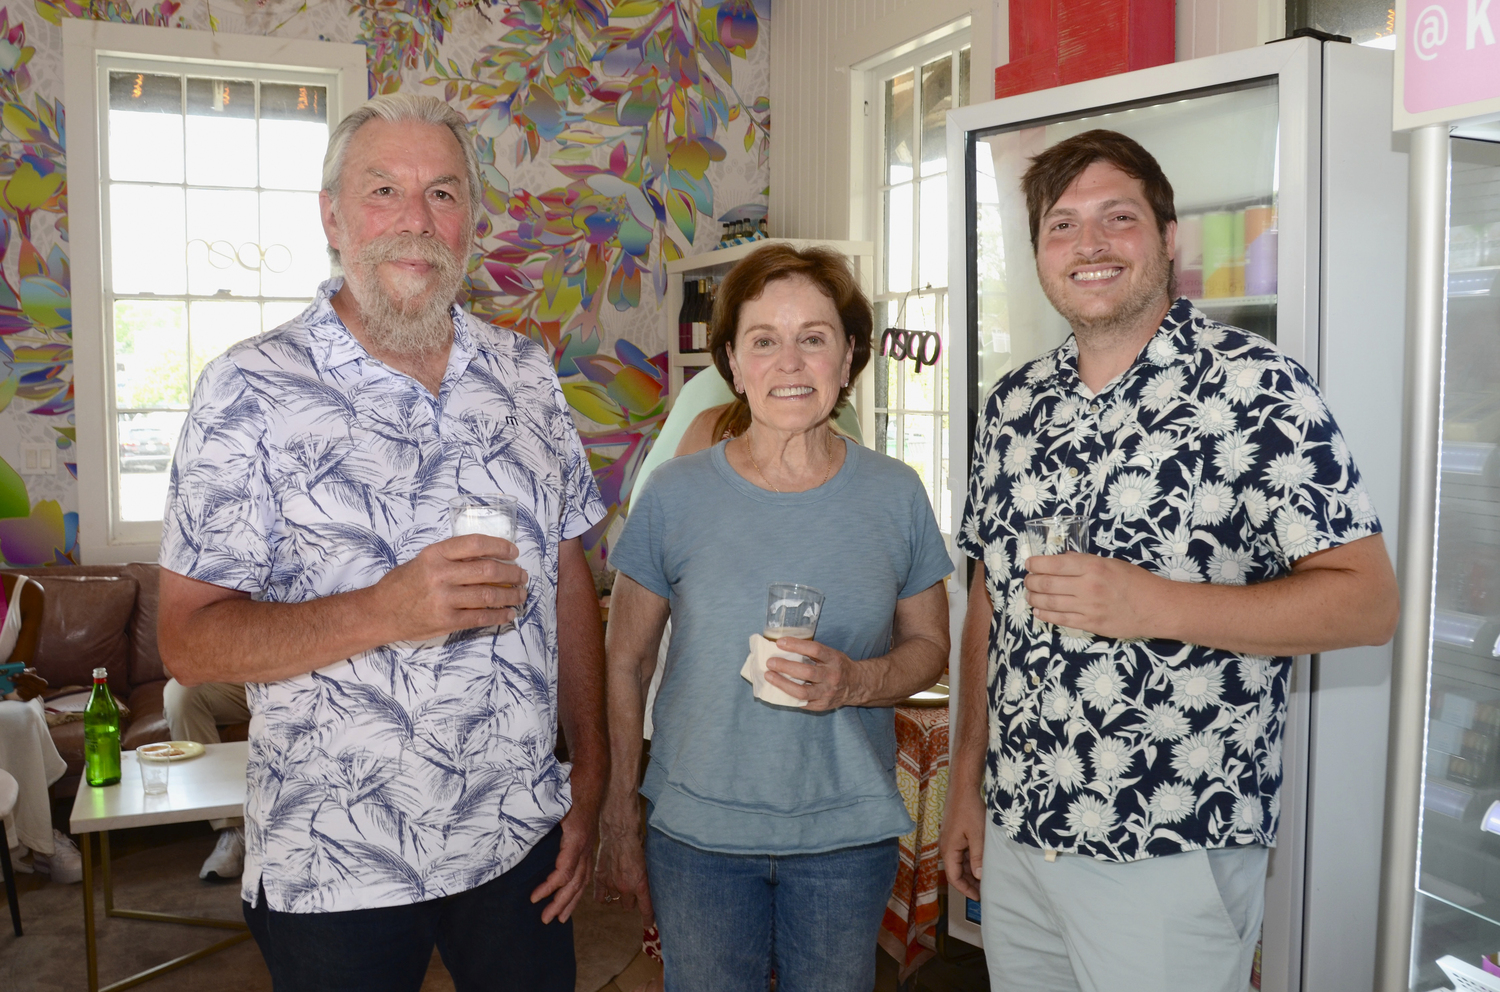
left=7, top=844, right=32, bottom=874
left=200, top=827, right=244, bottom=881
left=32, top=830, right=82, bottom=884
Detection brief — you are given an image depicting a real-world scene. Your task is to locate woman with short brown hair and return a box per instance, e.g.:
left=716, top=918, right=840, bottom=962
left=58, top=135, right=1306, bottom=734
left=596, top=243, right=952, bottom=991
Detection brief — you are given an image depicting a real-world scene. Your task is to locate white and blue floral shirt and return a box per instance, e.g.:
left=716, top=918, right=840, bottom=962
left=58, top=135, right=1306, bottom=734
left=956, top=299, right=1381, bottom=862
left=160, top=278, right=605, bottom=912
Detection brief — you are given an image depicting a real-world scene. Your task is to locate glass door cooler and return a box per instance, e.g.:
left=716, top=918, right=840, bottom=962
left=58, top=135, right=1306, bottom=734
left=945, top=38, right=1411, bottom=992
left=1382, top=133, right=1500, bottom=992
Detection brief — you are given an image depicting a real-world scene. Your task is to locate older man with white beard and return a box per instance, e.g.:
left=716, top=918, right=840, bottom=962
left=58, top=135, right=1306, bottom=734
left=156, top=94, right=607, bottom=992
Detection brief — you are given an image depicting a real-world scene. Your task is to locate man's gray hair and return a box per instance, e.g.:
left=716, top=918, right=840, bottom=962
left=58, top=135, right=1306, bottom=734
left=322, top=94, right=484, bottom=258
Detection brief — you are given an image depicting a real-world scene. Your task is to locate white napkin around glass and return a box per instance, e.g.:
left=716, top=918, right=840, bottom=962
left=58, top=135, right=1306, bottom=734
left=741, top=634, right=809, bottom=708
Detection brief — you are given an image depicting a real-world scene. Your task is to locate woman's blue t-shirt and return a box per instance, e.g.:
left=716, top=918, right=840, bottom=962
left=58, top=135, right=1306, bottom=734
left=610, top=437, right=953, bottom=855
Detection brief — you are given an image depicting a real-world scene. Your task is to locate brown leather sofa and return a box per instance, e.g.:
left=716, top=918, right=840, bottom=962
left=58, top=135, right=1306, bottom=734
left=2, top=563, right=173, bottom=797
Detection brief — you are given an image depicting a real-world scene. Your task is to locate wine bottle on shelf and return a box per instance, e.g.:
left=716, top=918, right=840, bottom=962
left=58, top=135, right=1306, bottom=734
left=701, top=278, right=714, bottom=351
left=693, top=278, right=709, bottom=351
left=679, top=279, right=696, bottom=354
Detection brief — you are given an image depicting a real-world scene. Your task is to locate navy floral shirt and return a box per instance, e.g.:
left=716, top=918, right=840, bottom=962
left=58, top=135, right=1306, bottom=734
left=956, top=300, right=1381, bottom=861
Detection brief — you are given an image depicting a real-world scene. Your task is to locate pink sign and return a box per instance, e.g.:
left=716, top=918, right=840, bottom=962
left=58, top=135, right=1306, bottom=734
left=1404, top=0, right=1500, bottom=114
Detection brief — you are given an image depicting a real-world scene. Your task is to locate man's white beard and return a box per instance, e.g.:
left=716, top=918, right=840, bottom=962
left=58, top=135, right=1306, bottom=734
left=342, top=233, right=465, bottom=358
left=1039, top=244, right=1173, bottom=348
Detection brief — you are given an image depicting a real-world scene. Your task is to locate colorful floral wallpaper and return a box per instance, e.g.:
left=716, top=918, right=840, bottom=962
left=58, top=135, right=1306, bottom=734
left=0, top=0, right=768, bottom=567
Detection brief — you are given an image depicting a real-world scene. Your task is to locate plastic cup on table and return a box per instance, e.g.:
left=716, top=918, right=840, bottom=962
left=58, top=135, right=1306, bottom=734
left=137, top=744, right=171, bottom=796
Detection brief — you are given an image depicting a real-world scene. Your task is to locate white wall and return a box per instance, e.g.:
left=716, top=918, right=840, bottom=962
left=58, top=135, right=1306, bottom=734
left=1176, top=0, right=1286, bottom=60
left=768, top=0, right=999, bottom=240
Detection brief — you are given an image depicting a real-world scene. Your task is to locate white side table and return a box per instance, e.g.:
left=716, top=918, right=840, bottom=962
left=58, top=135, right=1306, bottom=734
left=68, top=741, right=250, bottom=992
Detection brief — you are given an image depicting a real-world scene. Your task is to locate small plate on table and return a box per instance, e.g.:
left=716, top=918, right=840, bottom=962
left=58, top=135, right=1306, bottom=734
left=151, top=741, right=205, bottom=761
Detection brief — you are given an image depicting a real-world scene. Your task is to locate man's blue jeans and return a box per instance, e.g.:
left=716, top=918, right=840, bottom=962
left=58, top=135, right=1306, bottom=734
left=646, top=827, right=898, bottom=992
left=242, top=825, right=573, bottom=992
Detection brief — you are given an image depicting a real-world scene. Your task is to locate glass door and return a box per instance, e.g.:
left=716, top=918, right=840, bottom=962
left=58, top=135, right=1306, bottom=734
left=967, top=78, right=1282, bottom=399
left=1409, top=135, right=1500, bottom=992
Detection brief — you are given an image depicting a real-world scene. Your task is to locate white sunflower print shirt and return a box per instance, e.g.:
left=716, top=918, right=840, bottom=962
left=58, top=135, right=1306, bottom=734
left=956, top=299, right=1380, bottom=862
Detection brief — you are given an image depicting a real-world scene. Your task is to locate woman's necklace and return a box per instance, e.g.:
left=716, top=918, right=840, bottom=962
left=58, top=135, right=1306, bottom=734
left=745, top=427, right=836, bottom=494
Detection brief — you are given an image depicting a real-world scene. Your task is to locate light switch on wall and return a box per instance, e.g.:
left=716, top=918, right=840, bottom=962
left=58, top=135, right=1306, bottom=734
left=18, top=443, right=55, bottom=475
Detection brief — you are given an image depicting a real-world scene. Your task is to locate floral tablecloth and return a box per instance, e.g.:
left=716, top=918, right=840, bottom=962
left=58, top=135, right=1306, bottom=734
left=879, top=702, right=950, bottom=979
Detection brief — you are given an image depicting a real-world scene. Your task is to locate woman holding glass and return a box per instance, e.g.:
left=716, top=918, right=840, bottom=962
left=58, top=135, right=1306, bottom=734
left=597, top=244, right=952, bottom=992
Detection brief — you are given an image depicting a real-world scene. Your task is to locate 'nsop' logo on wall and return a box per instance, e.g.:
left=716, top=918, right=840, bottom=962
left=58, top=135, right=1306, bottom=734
left=1400, top=0, right=1500, bottom=119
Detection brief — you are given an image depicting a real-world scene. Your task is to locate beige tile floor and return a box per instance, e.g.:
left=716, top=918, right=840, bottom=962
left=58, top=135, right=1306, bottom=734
left=0, top=820, right=644, bottom=991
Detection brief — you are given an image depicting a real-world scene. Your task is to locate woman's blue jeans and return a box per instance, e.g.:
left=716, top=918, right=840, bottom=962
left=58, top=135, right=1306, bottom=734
left=645, top=827, right=898, bottom=992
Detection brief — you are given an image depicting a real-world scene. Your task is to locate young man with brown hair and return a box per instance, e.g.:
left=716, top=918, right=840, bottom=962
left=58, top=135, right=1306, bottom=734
left=939, top=129, right=1399, bottom=991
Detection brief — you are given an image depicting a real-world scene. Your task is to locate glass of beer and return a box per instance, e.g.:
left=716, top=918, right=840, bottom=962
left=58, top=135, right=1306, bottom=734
left=765, top=583, right=824, bottom=642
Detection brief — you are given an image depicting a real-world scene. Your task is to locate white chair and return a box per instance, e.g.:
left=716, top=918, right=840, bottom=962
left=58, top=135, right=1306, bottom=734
left=0, top=767, right=21, bottom=935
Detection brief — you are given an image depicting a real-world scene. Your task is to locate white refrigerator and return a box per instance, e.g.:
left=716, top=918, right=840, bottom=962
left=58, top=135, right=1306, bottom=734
left=942, top=38, right=1411, bottom=992
left=1373, top=113, right=1500, bottom=990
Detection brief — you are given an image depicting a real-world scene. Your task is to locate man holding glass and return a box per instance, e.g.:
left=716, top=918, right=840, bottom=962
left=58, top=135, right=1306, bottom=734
left=939, top=130, right=1399, bottom=992
left=157, top=94, right=606, bottom=992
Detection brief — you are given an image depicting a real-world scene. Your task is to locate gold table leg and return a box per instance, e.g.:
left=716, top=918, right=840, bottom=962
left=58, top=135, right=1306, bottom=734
left=82, top=832, right=98, bottom=992
left=78, top=828, right=251, bottom=992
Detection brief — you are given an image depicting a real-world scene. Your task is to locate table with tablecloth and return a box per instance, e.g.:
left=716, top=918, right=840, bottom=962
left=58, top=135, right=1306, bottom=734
left=879, top=702, right=950, bottom=980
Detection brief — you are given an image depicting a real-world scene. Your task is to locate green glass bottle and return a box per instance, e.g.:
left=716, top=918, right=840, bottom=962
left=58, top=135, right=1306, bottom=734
left=84, top=666, right=121, bottom=787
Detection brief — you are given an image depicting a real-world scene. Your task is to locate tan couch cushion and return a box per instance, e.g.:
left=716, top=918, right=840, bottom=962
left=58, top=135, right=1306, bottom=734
left=26, top=574, right=139, bottom=695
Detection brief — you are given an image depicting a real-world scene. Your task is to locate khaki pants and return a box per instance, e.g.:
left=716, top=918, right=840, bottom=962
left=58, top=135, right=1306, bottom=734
left=162, top=679, right=249, bottom=831
left=979, top=820, right=1266, bottom=992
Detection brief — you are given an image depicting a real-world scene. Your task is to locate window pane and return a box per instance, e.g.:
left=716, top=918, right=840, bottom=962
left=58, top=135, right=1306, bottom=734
left=190, top=301, right=262, bottom=383
left=185, top=78, right=257, bottom=187
left=110, top=185, right=186, bottom=295
left=261, top=84, right=328, bottom=191
left=919, top=175, right=947, bottom=289
left=900, top=295, right=939, bottom=412
left=263, top=300, right=308, bottom=332
left=118, top=411, right=186, bottom=522
left=885, top=70, right=914, bottom=185
left=108, top=72, right=182, bottom=183
left=920, top=54, right=953, bottom=177
left=903, top=414, right=935, bottom=500
left=959, top=47, right=971, bottom=108
left=886, top=342, right=900, bottom=407
left=885, top=185, right=914, bottom=294
left=113, top=299, right=187, bottom=409
left=260, top=192, right=330, bottom=298
left=187, top=189, right=261, bottom=297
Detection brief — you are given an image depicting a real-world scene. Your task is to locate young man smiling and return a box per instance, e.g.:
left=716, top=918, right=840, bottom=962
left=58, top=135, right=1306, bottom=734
left=939, top=130, right=1398, bottom=991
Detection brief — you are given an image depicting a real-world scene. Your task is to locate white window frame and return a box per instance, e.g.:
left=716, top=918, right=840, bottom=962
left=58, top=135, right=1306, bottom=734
left=862, top=30, right=970, bottom=540
left=64, top=20, right=366, bottom=564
